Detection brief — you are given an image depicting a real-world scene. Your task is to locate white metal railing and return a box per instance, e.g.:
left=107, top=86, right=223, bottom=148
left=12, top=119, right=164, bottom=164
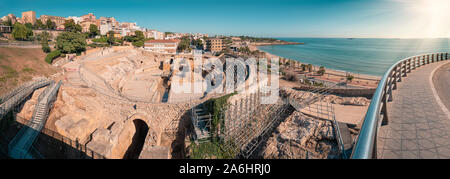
left=351, top=52, right=449, bottom=159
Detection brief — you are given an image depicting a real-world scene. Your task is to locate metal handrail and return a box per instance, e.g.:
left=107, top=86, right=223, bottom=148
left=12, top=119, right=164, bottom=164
left=351, top=52, right=449, bottom=159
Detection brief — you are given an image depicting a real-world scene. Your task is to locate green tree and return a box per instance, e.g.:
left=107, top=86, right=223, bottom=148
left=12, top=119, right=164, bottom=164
left=41, top=41, right=51, bottom=53
left=64, top=19, right=81, bottom=33
left=238, top=46, right=251, bottom=54
left=34, top=19, right=44, bottom=29
left=135, top=30, right=145, bottom=40
left=2, top=19, right=12, bottom=26
left=177, top=36, right=191, bottom=52
left=317, top=66, right=326, bottom=76
left=346, top=74, right=354, bottom=82
left=107, top=31, right=115, bottom=45
left=56, top=32, right=87, bottom=54
left=12, top=23, right=33, bottom=41
left=124, top=35, right=135, bottom=42
left=301, top=64, right=307, bottom=71
left=40, top=31, right=51, bottom=53
left=126, top=30, right=146, bottom=47
left=132, top=40, right=144, bottom=47
left=45, top=20, right=56, bottom=30
left=89, top=24, right=99, bottom=38
left=24, top=23, right=33, bottom=30
left=193, top=39, right=203, bottom=49
left=307, top=64, right=313, bottom=72
left=35, top=31, right=52, bottom=42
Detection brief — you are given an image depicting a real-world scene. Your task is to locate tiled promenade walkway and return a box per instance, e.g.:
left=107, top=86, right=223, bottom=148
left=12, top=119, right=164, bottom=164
left=377, top=60, right=450, bottom=159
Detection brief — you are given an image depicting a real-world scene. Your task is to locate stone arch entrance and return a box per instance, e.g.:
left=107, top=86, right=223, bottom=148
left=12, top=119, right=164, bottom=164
left=123, top=119, right=149, bottom=159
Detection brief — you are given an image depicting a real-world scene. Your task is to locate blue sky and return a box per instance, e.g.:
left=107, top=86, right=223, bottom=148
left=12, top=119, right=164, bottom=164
left=1, top=0, right=449, bottom=38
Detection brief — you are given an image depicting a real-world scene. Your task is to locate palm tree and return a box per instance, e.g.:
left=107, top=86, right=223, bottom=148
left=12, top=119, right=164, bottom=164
left=318, top=66, right=325, bottom=76
left=307, top=64, right=313, bottom=72
left=301, top=64, right=307, bottom=71
left=346, top=74, right=354, bottom=82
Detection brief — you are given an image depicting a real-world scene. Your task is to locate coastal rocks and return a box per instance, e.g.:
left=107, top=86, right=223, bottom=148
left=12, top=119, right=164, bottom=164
left=260, top=111, right=339, bottom=159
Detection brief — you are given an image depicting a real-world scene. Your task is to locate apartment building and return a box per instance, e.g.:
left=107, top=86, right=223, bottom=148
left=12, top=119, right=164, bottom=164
left=1, top=14, right=17, bottom=24
left=99, top=17, right=118, bottom=27
left=144, top=39, right=180, bottom=54
left=21, top=11, right=36, bottom=24
left=81, top=13, right=96, bottom=22
left=206, top=38, right=223, bottom=53
left=120, top=22, right=136, bottom=30
left=39, top=15, right=66, bottom=29
left=68, top=16, right=83, bottom=24
left=106, top=32, right=122, bottom=39
left=100, top=23, right=112, bottom=35
left=81, top=20, right=97, bottom=33
left=79, top=13, right=100, bottom=32
left=16, top=17, right=24, bottom=24
left=145, top=30, right=164, bottom=40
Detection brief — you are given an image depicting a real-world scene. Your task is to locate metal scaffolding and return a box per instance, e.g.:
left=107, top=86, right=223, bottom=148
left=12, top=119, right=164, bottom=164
left=190, top=79, right=349, bottom=158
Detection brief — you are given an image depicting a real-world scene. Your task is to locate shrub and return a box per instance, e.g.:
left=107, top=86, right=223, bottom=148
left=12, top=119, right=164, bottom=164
left=346, top=74, right=354, bottom=82
left=304, top=79, right=311, bottom=85
left=41, top=43, right=51, bottom=53
left=22, top=67, right=34, bottom=73
left=45, top=50, right=61, bottom=64
left=206, top=92, right=236, bottom=138
left=88, top=43, right=97, bottom=48
left=314, top=82, right=324, bottom=87
left=189, top=140, right=237, bottom=159
left=132, top=40, right=144, bottom=47
left=92, top=36, right=107, bottom=43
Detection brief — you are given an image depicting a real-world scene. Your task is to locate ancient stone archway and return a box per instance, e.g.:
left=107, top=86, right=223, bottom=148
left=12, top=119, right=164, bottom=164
left=122, top=119, right=149, bottom=159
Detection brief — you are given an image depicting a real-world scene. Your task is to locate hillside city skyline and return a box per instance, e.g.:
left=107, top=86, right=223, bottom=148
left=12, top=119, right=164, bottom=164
left=2, top=10, right=449, bottom=39
left=1, top=0, right=450, bottom=163
left=1, top=0, right=449, bottom=38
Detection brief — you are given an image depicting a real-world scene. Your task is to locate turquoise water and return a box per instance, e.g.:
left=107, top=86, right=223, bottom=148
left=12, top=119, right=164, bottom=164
left=258, top=38, right=450, bottom=76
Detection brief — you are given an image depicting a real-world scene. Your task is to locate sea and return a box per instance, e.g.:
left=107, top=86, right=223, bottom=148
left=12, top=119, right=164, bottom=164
left=258, top=38, right=450, bottom=77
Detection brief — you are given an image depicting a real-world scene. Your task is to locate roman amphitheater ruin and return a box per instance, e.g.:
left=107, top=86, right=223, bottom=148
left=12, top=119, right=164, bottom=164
left=1, top=46, right=369, bottom=159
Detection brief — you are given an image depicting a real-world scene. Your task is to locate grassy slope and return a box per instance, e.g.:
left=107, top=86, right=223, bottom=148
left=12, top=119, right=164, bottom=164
left=0, top=47, right=60, bottom=95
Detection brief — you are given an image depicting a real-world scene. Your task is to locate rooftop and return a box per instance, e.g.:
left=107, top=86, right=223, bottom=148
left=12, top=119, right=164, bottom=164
left=145, top=39, right=180, bottom=43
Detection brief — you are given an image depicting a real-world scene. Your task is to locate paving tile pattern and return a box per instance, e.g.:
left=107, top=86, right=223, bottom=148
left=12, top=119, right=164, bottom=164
left=377, top=61, right=450, bottom=159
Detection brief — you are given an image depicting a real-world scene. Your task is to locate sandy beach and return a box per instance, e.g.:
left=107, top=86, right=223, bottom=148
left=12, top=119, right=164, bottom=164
left=249, top=43, right=381, bottom=88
